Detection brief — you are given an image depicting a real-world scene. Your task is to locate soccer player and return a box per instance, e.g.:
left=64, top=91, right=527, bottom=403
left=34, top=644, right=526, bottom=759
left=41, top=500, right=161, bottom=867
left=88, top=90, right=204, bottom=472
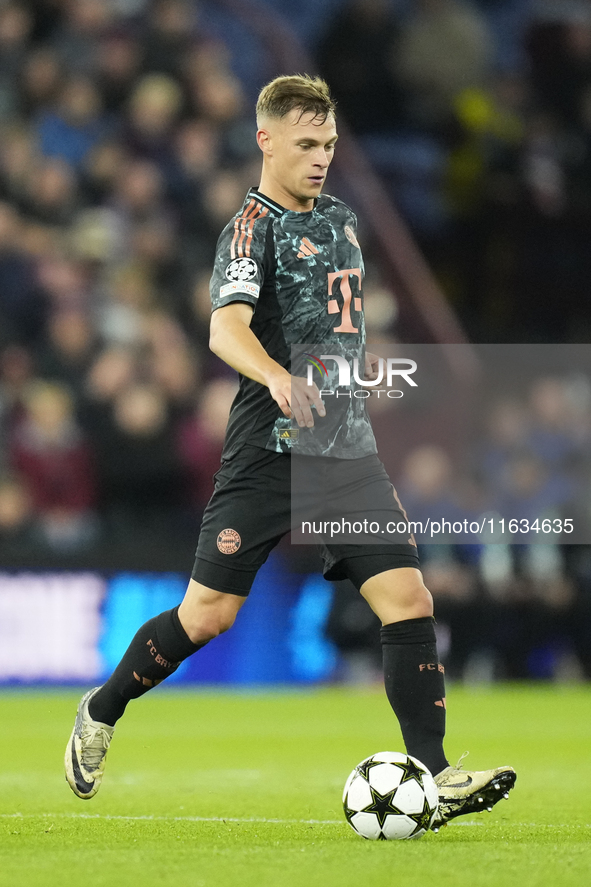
left=65, top=75, right=515, bottom=827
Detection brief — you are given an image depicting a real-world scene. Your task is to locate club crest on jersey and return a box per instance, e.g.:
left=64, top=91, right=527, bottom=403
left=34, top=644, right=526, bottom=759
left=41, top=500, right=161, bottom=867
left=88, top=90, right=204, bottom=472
left=225, top=257, right=257, bottom=282
left=217, top=528, right=241, bottom=554
left=344, top=225, right=360, bottom=248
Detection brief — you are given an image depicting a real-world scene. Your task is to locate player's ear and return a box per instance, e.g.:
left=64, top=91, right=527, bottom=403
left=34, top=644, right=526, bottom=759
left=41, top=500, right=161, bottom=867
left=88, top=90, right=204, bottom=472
left=257, top=128, right=272, bottom=156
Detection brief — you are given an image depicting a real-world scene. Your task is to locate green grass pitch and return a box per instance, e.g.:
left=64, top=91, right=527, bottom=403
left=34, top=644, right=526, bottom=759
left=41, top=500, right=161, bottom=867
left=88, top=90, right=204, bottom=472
left=1, top=685, right=590, bottom=887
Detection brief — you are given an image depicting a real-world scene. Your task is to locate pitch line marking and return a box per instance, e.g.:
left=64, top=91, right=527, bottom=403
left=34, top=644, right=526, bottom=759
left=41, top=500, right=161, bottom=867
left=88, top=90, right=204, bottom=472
left=1, top=812, right=343, bottom=825
left=1, top=812, right=478, bottom=826
left=3, top=814, right=589, bottom=828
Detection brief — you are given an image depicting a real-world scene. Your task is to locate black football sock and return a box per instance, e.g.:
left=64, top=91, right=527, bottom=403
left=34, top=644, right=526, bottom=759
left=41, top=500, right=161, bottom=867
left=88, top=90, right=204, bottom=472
left=381, top=617, right=449, bottom=777
left=88, top=606, right=206, bottom=726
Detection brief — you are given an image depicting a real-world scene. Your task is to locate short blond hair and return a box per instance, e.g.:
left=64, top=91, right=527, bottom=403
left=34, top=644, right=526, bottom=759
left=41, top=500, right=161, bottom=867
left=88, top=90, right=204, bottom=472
left=256, top=74, right=335, bottom=126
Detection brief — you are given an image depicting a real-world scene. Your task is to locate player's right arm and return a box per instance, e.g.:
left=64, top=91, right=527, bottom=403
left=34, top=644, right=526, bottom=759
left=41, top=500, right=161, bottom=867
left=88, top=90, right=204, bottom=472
left=210, top=303, right=325, bottom=427
left=209, top=206, right=324, bottom=427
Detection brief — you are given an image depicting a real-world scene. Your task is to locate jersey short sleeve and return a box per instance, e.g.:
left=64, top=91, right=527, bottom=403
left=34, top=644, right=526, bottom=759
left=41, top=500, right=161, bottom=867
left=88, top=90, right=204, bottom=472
left=210, top=201, right=271, bottom=312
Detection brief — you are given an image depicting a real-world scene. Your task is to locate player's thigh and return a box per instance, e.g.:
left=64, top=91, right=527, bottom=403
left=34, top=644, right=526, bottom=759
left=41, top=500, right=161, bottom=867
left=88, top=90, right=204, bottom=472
left=322, top=454, right=417, bottom=545
left=321, top=454, right=421, bottom=582
left=320, top=454, right=431, bottom=623
left=192, top=445, right=292, bottom=596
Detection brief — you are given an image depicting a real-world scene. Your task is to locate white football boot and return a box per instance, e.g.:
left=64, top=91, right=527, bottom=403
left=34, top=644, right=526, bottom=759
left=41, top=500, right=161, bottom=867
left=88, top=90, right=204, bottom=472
left=431, top=755, right=516, bottom=830
left=65, top=687, right=114, bottom=799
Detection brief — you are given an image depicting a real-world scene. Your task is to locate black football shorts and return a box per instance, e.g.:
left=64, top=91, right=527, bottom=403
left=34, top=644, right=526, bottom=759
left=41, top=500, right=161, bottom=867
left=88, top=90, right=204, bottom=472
left=192, top=444, right=420, bottom=595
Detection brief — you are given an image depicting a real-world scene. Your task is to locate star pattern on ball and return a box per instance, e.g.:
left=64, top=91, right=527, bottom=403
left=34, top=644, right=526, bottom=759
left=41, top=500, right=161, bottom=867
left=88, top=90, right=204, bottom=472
left=344, top=756, right=438, bottom=839
left=360, top=786, right=405, bottom=829
left=396, top=757, right=428, bottom=790
left=407, top=794, right=437, bottom=836
left=354, top=759, right=378, bottom=781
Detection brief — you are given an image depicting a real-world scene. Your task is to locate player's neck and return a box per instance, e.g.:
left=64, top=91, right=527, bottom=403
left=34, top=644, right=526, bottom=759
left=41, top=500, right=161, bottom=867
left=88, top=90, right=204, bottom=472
left=257, top=173, right=314, bottom=213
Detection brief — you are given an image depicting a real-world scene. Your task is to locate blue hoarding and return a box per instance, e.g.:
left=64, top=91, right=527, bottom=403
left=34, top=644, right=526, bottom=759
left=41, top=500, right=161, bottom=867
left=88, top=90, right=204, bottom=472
left=0, top=553, right=338, bottom=685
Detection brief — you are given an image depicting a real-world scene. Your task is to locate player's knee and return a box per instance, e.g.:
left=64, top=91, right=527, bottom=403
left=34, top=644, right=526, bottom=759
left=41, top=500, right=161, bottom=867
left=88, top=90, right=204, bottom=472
left=361, top=570, right=434, bottom=623
left=179, top=581, right=245, bottom=643
left=391, top=580, right=433, bottom=619
left=180, top=601, right=240, bottom=644
left=184, top=609, right=237, bottom=644
left=215, top=608, right=239, bottom=635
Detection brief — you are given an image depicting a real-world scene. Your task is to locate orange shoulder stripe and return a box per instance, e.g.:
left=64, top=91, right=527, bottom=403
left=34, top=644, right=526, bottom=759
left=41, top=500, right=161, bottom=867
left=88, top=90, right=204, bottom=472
left=236, top=200, right=262, bottom=257
left=243, top=205, right=269, bottom=257
left=230, top=200, right=271, bottom=259
left=230, top=198, right=256, bottom=259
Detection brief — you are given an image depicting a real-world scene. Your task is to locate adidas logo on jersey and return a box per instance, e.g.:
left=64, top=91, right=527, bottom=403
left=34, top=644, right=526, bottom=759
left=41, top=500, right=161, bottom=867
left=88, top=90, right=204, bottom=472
left=297, top=237, right=319, bottom=259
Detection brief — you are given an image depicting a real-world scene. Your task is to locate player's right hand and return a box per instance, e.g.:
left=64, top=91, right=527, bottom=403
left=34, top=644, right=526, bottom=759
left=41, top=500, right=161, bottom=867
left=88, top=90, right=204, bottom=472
left=268, top=373, right=326, bottom=427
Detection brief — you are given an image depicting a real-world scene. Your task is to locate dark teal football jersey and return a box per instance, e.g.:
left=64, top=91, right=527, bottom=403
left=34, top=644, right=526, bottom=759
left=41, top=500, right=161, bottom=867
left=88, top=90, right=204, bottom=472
left=210, top=187, right=377, bottom=459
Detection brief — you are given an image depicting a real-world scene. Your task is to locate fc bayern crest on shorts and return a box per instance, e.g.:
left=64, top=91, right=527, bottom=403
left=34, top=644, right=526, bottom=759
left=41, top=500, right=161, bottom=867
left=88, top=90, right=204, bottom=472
left=217, top=528, right=241, bottom=554
left=225, top=257, right=257, bottom=282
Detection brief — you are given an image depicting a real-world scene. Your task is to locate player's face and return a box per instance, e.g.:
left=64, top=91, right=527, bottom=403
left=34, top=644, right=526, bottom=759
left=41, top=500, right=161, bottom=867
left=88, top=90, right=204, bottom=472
left=257, top=110, right=338, bottom=211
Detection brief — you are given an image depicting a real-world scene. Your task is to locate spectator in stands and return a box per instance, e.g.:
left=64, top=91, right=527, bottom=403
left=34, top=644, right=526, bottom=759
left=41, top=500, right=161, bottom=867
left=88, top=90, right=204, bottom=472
left=96, top=33, right=143, bottom=116
left=36, top=253, right=90, bottom=314
left=143, top=311, right=199, bottom=409
left=83, top=345, right=136, bottom=406
left=0, top=126, right=38, bottom=206
left=107, top=158, right=175, bottom=266
left=81, top=141, right=131, bottom=206
left=0, top=1, right=33, bottom=121
left=0, top=202, right=48, bottom=346
left=9, top=380, right=97, bottom=551
left=398, top=444, right=469, bottom=539
left=37, top=309, right=98, bottom=397
left=317, top=0, right=403, bottom=134
left=190, top=70, right=255, bottom=165
left=395, top=0, right=493, bottom=132
left=0, top=473, right=41, bottom=558
left=125, top=73, right=184, bottom=180
left=176, top=377, right=238, bottom=512
left=528, top=10, right=591, bottom=129
left=51, top=0, right=112, bottom=74
left=17, top=47, right=63, bottom=118
left=88, top=381, right=185, bottom=538
left=0, top=345, right=34, bottom=457
left=143, top=0, right=199, bottom=80
left=172, top=118, right=221, bottom=263
left=34, top=76, right=106, bottom=169
left=479, top=397, right=530, bottom=493
left=22, top=157, right=79, bottom=226
left=527, top=377, right=586, bottom=469
left=97, top=261, right=157, bottom=346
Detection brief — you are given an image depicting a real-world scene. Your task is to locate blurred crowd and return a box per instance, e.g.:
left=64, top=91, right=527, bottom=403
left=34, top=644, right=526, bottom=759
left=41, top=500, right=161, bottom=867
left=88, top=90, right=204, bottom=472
left=1, top=0, right=591, bottom=679
left=401, top=373, right=591, bottom=682
left=318, top=0, right=591, bottom=342
left=325, top=367, right=591, bottom=683
left=0, top=0, right=255, bottom=559
left=317, top=0, right=591, bottom=681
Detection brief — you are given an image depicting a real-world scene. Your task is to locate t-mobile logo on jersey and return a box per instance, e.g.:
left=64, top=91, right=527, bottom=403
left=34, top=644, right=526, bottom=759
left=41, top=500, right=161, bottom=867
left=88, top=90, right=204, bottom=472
left=327, top=268, right=362, bottom=333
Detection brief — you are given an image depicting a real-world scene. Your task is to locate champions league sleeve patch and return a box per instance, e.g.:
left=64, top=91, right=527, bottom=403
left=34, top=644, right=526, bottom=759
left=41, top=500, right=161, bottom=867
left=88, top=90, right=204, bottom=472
left=225, top=257, right=258, bottom=281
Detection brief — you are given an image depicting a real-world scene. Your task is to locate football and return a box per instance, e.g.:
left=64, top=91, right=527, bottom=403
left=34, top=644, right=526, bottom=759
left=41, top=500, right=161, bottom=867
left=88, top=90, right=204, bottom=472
left=343, top=751, right=439, bottom=840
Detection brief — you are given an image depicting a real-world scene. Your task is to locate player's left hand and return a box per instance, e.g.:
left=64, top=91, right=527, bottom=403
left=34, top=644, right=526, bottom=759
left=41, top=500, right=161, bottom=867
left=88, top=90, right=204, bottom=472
left=364, top=351, right=386, bottom=389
